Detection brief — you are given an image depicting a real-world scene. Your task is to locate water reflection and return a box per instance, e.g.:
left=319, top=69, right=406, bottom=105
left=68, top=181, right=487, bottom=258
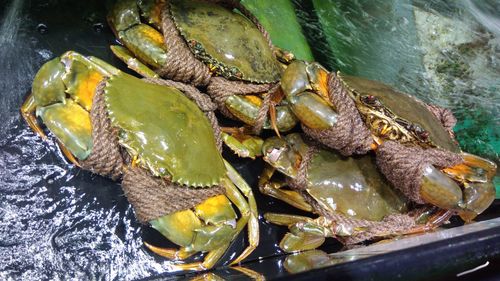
left=0, top=119, right=180, bottom=280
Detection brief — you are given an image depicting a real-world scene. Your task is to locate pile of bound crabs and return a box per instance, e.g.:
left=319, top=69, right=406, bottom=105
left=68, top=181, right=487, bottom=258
left=21, top=0, right=497, bottom=273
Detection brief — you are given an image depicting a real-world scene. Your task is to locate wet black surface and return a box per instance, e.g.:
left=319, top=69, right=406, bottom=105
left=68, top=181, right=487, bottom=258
left=0, top=1, right=499, bottom=280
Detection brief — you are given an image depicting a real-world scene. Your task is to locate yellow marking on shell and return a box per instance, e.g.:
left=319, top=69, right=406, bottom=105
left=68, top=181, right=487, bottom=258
left=72, top=71, right=103, bottom=111
left=244, top=95, right=263, bottom=107
left=150, top=209, right=202, bottom=247
left=142, top=24, right=165, bottom=45
left=131, top=155, right=139, bottom=167
left=208, top=63, right=217, bottom=72
left=37, top=99, right=93, bottom=160
left=315, top=68, right=331, bottom=106
left=194, top=195, right=237, bottom=225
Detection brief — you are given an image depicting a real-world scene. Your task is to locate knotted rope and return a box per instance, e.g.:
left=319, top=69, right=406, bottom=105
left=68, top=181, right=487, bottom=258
left=79, top=78, right=225, bottom=223
left=122, top=167, right=224, bottom=223
left=302, top=72, right=373, bottom=156
left=284, top=145, right=418, bottom=245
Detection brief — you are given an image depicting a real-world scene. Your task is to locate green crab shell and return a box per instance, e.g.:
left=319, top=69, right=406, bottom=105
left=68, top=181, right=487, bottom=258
left=306, top=150, right=408, bottom=222
left=104, top=73, right=226, bottom=187
left=340, top=74, right=460, bottom=152
left=169, top=0, right=281, bottom=83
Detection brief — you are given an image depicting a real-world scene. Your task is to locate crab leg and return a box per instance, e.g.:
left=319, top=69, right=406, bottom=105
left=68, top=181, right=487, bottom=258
left=443, top=153, right=497, bottom=183
left=420, top=156, right=496, bottom=222
left=21, top=56, right=68, bottom=140
left=148, top=195, right=240, bottom=270
left=143, top=243, right=196, bottom=260
left=22, top=51, right=120, bottom=165
left=170, top=243, right=231, bottom=272
left=231, top=266, right=266, bottom=281
left=169, top=171, right=257, bottom=271
left=110, top=45, right=159, bottom=79
left=223, top=160, right=259, bottom=265
left=259, top=165, right=313, bottom=212
left=264, top=213, right=313, bottom=226
left=225, top=94, right=298, bottom=133
left=189, top=273, right=224, bottom=281
left=264, top=213, right=326, bottom=252
left=221, top=130, right=264, bottom=159
left=20, top=93, right=46, bottom=139
left=403, top=210, right=454, bottom=235
left=279, top=231, right=326, bottom=253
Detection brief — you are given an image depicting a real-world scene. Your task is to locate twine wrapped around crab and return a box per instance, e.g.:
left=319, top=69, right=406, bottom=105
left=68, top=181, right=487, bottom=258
left=19, top=0, right=498, bottom=269
left=259, top=133, right=494, bottom=250
left=108, top=0, right=300, bottom=137
left=20, top=51, right=259, bottom=271
left=107, top=0, right=496, bottom=225
left=280, top=61, right=496, bottom=223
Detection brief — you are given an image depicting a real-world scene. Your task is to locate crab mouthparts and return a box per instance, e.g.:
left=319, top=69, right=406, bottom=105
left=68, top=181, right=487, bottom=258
left=265, top=148, right=285, bottom=163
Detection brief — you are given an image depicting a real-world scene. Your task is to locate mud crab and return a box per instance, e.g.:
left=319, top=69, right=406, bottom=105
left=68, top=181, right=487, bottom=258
left=259, top=133, right=495, bottom=251
left=280, top=60, right=497, bottom=222
left=20, top=51, right=259, bottom=271
left=107, top=0, right=300, bottom=136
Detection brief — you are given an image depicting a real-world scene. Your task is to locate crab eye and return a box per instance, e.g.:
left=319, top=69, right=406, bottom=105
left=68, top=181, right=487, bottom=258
left=412, top=125, right=429, bottom=140
left=420, top=131, right=430, bottom=140
left=361, top=95, right=379, bottom=106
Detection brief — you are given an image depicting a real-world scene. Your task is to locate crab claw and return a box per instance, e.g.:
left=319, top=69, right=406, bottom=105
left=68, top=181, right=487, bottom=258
left=281, top=60, right=338, bottom=130
left=419, top=165, right=464, bottom=211
left=458, top=181, right=496, bottom=222
left=419, top=158, right=497, bottom=222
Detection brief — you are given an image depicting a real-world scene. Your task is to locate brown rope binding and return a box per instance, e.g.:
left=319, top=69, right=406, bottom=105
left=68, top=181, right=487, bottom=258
left=302, top=72, right=373, bottom=156
left=80, top=80, right=124, bottom=180
left=122, top=167, right=224, bottom=223
left=157, top=3, right=211, bottom=86
left=425, top=103, right=457, bottom=138
left=287, top=145, right=417, bottom=245
left=81, top=78, right=226, bottom=223
left=376, top=141, right=463, bottom=204
left=286, top=145, right=317, bottom=191
left=308, top=201, right=417, bottom=245
left=375, top=98, right=463, bottom=204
